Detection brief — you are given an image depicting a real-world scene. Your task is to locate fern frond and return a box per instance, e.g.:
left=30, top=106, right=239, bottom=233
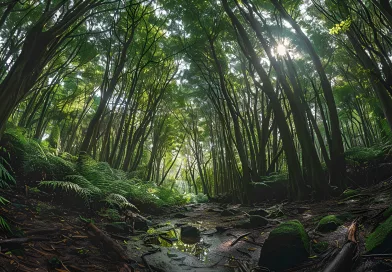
left=0, top=160, right=15, bottom=188
left=39, top=181, right=90, bottom=200
left=0, top=216, right=11, bottom=233
left=104, top=193, right=139, bottom=213
left=0, top=196, right=10, bottom=205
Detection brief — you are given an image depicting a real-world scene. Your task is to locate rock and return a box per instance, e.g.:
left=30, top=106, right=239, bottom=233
left=316, top=215, right=343, bottom=232
left=181, top=225, right=200, bottom=244
left=366, top=215, right=392, bottom=253
left=248, top=209, right=268, bottom=217
left=341, top=189, right=359, bottom=198
left=216, top=226, right=231, bottom=233
left=312, top=241, right=329, bottom=254
left=134, top=219, right=149, bottom=231
left=105, top=222, right=130, bottom=234
left=384, top=207, right=392, bottom=219
left=234, top=220, right=251, bottom=229
left=174, top=213, right=188, bottom=218
left=259, top=220, right=310, bottom=271
left=249, top=215, right=269, bottom=227
left=207, top=208, right=223, bottom=213
left=296, top=207, right=309, bottom=214
left=221, top=209, right=235, bottom=216
left=167, top=252, right=178, bottom=258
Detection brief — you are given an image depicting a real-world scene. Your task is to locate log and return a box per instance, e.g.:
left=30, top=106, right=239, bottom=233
left=323, top=221, right=358, bottom=272
left=86, top=223, right=135, bottom=264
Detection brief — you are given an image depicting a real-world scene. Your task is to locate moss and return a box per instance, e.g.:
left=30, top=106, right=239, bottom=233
left=366, top=215, right=392, bottom=253
left=342, top=189, right=359, bottom=198
left=383, top=207, right=392, bottom=219
left=316, top=215, right=343, bottom=232
left=268, top=220, right=310, bottom=252
left=313, top=241, right=329, bottom=253
left=259, top=220, right=310, bottom=271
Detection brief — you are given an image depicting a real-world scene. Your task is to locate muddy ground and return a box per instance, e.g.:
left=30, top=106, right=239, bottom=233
left=1, top=179, right=392, bottom=272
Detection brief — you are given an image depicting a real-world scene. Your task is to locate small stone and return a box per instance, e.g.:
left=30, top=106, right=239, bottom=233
left=105, top=222, right=130, bottom=234
left=248, top=209, right=269, bottom=217
left=167, top=252, right=178, bottom=258
left=221, top=209, right=235, bottom=216
left=341, top=189, right=359, bottom=198
left=316, top=215, right=343, bottom=232
left=249, top=215, right=268, bottom=227
left=174, top=213, right=188, bottom=218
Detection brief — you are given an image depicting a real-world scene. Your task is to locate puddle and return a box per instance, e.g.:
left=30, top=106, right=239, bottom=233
left=146, top=227, right=210, bottom=262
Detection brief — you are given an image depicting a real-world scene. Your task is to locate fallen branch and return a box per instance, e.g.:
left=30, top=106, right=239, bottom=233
left=0, top=237, right=50, bottom=249
left=86, top=223, right=135, bottom=264
left=24, top=228, right=59, bottom=236
left=362, top=253, right=392, bottom=258
left=323, top=221, right=358, bottom=272
left=230, top=232, right=251, bottom=247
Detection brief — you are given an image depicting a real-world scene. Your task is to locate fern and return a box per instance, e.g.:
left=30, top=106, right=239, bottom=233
left=345, top=146, right=384, bottom=163
left=0, top=158, right=15, bottom=188
left=0, top=216, right=11, bottom=233
left=39, top=181, right=90, bottom=201
left=104, top=193, right=139, bottom=212
left=0, top=196, right=11, bottom=233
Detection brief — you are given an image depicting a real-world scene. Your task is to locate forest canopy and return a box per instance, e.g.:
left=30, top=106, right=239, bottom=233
left=1, top=0, right=392, bottom=203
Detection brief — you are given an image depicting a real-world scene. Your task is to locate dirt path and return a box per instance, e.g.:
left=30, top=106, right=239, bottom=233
left=1, top=180, right=392, bottom=272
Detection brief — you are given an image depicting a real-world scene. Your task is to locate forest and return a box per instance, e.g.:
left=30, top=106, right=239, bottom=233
left=1, top=0, right=392, bottom=271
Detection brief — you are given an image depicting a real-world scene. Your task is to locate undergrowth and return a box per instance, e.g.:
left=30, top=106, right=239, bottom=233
left=0, top=146, right=15, bottom=232
left=1, top=127, right=203, bottom=214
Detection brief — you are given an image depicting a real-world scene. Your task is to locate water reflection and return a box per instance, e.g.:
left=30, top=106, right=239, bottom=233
left=148, top=227, right=210, bottom=262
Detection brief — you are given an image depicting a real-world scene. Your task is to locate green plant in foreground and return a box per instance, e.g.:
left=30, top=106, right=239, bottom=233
left=0, top=149, right=15, bottom=233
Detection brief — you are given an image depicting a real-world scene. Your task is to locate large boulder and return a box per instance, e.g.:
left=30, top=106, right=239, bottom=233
left=316, top=215, right=343, bottom=232
left=259, top=220, right=310, bottom=271
left=366, top=215, right=392, bottom=253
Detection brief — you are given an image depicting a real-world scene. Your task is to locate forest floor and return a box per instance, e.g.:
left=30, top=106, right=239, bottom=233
left=1, top=179, right=392, bottom=272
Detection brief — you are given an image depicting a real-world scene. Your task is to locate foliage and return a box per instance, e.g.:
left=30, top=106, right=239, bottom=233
left=47, top=125, right=60, bottom=149
left=184, top=193, right=209, bottom=203
left=0, top=148, right=15, bottom=233
left=341, top=189, right=359, bottom=198
left=345, top=146, right=385, bottom=163
left=39, top=181, right=91, bottom=202
left=104, top=193, right=139, bottom=212
left=328, top=18, right=351, bottom=35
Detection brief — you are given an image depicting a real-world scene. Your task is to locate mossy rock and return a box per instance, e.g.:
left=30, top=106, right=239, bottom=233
left=312, top=241, right=329, bottom=254
left=341, top=189, right=359, bottom=198
left=249, top=215, right=269, bottom=227
left=383, top=207, right=392, bottom=219
left=366, top=215, right=392, bottom=253
left=316, top=215, right=344, bottom=232
left=259, top=220, right=310, bottom=271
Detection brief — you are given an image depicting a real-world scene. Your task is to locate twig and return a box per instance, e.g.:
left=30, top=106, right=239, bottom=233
left=236, top=248, right=252, bottom=258
left=230, top=232, right=251, bottom=247
left=362, top=253, right=392, bottom=258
